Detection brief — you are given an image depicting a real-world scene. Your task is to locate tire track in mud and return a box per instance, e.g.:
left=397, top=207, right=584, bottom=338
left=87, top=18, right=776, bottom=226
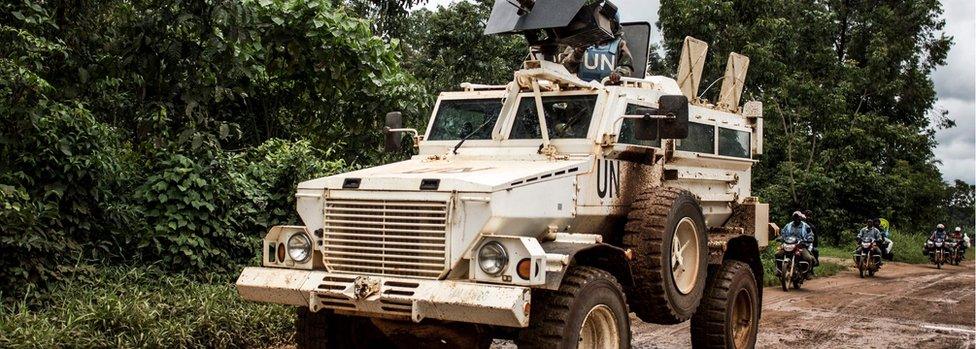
left=629, top=260, right=976, bottom=349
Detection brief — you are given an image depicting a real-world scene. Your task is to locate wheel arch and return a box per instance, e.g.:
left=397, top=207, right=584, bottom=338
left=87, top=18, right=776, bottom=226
left=540, top=241, right=634, bottom=290
left=722, top=235, right=763, bottom=310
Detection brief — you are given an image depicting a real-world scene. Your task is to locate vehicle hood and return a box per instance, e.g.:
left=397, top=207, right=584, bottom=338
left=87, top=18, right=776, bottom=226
left=298, top=156, right=592, bottom=192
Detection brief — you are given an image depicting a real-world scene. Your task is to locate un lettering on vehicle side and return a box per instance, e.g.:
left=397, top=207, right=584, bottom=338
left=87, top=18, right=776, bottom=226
left=597, top=159, right=620, bottom=199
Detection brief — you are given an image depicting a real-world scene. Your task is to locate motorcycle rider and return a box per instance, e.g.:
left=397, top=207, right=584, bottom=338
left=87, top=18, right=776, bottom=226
left=802, top=210, right=820, bottom=267
left=948, top=226, right=969, bottom=259
left=875, top=218, right=893, bottom=260
left=856, top=219, right=884, bottom=265
left=776, top=211, right=816, bottom=278
left=924, top=224, right=948, bottom=256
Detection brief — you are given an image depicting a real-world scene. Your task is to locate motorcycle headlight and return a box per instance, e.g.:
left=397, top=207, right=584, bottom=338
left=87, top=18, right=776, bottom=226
left=287, top=232, right=312, bottom=263
left=478, top=241, right=509, bottom=276
left=783, top=244, right=796, bottom=252
left=861, top=242, right=871, bottom=248
left=935, top=242, right=943, bottom=247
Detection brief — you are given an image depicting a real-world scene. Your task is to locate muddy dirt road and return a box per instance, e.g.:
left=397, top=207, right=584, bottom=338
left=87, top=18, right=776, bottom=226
left=631, top=260, right=976, bottom=348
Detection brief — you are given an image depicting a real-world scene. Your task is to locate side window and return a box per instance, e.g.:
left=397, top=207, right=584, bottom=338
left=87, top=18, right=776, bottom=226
left=618, top=104, right=661, bottom=147
left=676, top=122, right=715, bottom=153
left=718, top=127, right=751, bottom=158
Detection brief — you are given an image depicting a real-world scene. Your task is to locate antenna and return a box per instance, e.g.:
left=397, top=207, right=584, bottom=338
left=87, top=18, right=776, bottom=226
left=717, top=52, right=750, bottom=112
left=676, top=36, right=708, bottom=101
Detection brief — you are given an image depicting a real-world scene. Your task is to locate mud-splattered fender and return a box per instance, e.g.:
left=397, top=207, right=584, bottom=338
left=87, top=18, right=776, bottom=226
left=539, top=241, right=633, bottom=290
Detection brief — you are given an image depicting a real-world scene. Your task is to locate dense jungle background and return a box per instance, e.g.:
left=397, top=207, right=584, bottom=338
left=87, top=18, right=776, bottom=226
left=1, top=0, right=973, bottom=346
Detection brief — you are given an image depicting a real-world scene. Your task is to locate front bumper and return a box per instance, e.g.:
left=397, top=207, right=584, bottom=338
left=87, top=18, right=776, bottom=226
left=236, top=267, right=531, bottom=327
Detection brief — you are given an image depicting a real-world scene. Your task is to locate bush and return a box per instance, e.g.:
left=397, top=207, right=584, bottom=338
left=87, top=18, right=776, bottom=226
left=133, top=140, right=344, bottom=274
left=0, top=100, right=138, bottom=296
left=0, top=266, right=293, bottom=348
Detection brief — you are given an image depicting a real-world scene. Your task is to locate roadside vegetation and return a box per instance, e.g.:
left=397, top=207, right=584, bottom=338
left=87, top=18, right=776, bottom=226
left=0, top=266, right=293, bottom=348
left=0, top=0, right=972, bottom=346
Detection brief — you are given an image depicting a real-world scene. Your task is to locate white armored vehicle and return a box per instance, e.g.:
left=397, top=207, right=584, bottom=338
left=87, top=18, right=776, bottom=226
left=237, top=1, right=771, bottom=348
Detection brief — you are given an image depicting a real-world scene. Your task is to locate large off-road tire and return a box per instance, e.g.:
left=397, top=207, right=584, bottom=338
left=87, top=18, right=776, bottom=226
left=517, top=266, right=631, bottom=349
left=623, top=187, right=708, bottom=324
left=295, top=308, right=394, bottom=349
left=690, top=260, right=759, bottom=349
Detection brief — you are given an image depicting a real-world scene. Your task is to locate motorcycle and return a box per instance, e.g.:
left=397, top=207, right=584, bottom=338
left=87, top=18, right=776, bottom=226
left=776, top=236, right=811, bottom=291
left=926, top=238, right=946, bottom=269
left=946, top=239, right=962, bottom=266
left=854, top=237, right=882, bottom=277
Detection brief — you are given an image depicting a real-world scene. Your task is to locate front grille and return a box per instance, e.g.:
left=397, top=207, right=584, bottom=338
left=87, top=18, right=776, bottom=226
left=322, top=199, right=450, bottom=279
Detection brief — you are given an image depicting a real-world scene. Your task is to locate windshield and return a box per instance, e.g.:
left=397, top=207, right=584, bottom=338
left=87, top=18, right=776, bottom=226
left=427, top=99, right=503, bottom=140
left=510, top=95, right=597, bottom=139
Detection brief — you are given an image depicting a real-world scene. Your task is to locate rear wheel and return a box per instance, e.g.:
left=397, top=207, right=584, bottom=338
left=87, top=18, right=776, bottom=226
left=295, top=308, right=393, bottom=349
left=690, top=260, right=759, bottom=349
left=623, top=187, right=708, bottom=324
left=517, top=266, right=630, bottom=349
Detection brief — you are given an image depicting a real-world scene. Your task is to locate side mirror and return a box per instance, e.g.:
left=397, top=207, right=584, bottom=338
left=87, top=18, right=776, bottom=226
left=657, top=95, right=689, bottom=139
left=384, top=111, right=403, bottom=153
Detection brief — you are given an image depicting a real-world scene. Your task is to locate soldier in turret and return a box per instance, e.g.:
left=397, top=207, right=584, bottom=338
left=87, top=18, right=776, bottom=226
left=559, top=11, right=634, bottom=84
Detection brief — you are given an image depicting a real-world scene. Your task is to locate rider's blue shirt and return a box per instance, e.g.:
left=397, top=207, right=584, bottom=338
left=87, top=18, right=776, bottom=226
left=857, top=227, right=882, bottom=241
left=781, top=221, right=813, bottom=242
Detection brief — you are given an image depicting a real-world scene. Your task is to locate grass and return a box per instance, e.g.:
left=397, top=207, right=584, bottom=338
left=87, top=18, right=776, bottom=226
left=0, top=266, right=293, bottom=348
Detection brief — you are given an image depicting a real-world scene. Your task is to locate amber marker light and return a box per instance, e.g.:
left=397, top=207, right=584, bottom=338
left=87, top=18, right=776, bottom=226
left=517, top=258, right=532, bottom=280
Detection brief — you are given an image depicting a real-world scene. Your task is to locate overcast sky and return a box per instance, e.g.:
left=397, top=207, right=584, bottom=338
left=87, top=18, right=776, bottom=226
left=420, top=0, right=975, bottom=184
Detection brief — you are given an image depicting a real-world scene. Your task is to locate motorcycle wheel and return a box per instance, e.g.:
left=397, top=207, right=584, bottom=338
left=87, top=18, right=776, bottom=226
left=791, top=279, right=801, bottom=290
left=868, top=269, right=876, bottom=277
left=779, top=262, right=790, bottom=292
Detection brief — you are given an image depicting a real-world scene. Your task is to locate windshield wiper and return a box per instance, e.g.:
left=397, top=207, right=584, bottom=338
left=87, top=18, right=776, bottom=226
left=453, top=119, right=494, bottom=154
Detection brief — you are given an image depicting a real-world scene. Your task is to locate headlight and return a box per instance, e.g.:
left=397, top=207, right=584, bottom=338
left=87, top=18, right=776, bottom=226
left=287, top=232, right=312, bottom=263
left=478, top=241, right=509, bottom=276
left=861, top=242, right=871, bottom=248
left=783, top=244, right=796, bottom=252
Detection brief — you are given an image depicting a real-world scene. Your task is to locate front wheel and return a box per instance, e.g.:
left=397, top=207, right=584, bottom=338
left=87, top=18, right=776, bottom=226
left=779, top=261, right=790, bottom=292
left=857, top=258, right=865, bottom=278
left=690, top=260, right=760, bottom=349
left=517, top=266, right=631, bottom=349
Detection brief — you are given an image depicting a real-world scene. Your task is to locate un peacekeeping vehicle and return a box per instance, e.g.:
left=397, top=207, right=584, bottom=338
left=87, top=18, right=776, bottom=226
left=236, top=1, right=772, bottom=348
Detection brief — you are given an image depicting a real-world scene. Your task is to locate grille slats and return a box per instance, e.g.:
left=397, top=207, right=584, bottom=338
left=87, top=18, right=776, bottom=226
left=322, top=199, right=449, bottom=279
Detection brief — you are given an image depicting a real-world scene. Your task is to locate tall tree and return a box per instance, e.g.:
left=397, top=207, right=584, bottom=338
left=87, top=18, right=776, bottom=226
left=658, top=0, right=953, bottom=241
left=397, top=0, right=525, bottom=118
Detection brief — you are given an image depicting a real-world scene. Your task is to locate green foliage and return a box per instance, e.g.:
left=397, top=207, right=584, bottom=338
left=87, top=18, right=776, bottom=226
left=400, top=0, right=525, bottom=108
left=1, top=0, right=401, bottom=294
left=134, top=140, right=344, bottom=273
left=945, top=180, right=975, bottom=230
left=134, top=152, right=250, bottom=272
left=0, top=266, right=293, bottom=348
left=657, top=0, right=957, bottom=242
left=0, top=100, right=137, bottom=295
